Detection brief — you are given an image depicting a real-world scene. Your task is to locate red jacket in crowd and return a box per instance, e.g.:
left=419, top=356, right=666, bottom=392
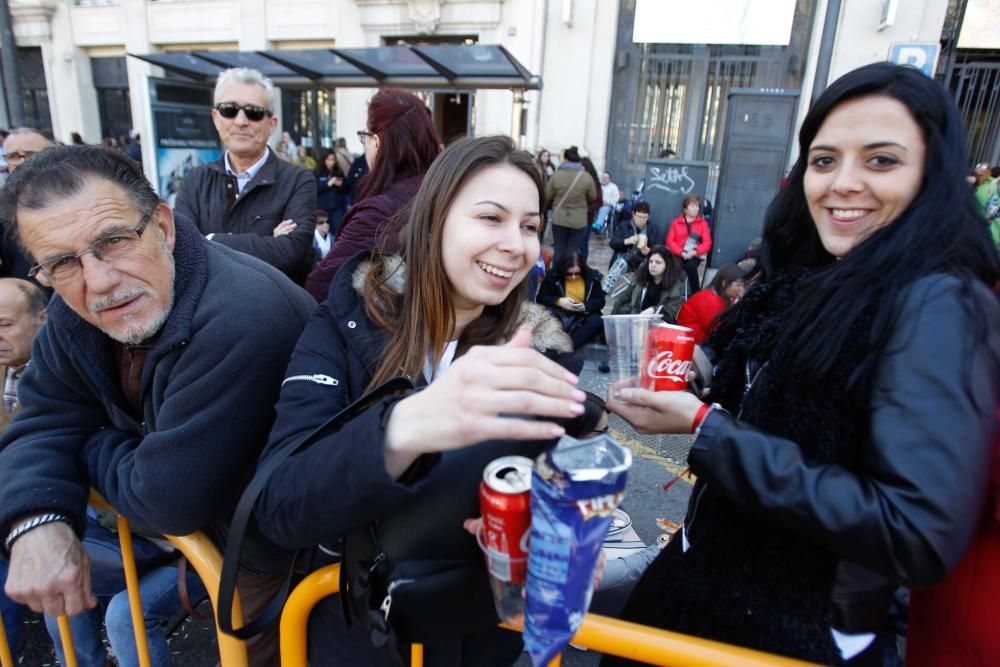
left=906, top=415, right=1000, bottom=667
left=675, top=289, right=725, bottom=343
left=666, top=215, right=713, bottom=257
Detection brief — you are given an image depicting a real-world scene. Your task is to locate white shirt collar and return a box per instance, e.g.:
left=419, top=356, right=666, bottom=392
left=224, top=148, right=270, bottom=194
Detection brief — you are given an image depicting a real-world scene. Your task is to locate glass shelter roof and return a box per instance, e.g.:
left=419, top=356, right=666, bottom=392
left=130, top=44, right=541, bottom=90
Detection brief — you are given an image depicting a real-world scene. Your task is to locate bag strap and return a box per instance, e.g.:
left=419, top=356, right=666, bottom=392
left=217, top=376, right=415, bottom=639
left=552, top=170, right=585, bottom=219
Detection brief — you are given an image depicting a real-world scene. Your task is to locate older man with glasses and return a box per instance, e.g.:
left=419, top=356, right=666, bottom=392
left=0, top=145, right=314, bottom=666
left=174, top=67, right=316, bottom=284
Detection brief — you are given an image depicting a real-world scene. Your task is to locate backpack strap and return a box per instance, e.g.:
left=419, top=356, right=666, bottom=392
left=552, top=170, right=585, bottom=219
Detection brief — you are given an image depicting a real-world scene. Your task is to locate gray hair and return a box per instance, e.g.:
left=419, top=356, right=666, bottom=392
left=214, top=68, right=276, bottom=112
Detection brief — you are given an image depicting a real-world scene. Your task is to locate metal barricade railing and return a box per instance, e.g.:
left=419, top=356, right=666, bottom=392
left=0, top=617, right=13, bottom=667
left=279, top=563, right=821, bottom=667
left=0, top=492, right=249, bottom=667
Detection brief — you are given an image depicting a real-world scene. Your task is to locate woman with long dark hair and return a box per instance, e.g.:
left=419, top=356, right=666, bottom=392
left=304, top=89, right=441, bottom=300
left=578, top=156, right=604, bottom=263
left=534, top=147, right=555, bottom=183
left=315, top=150, right=347, bottom=233
left=253, top=136, right=583, bottom=666
left=536, top=250, right=606, bottom=350
left=674, top=262, right=745, bottom=342
left=611, top=245, right=684, bottom=320
left=604, top=63, right=999, bottom=665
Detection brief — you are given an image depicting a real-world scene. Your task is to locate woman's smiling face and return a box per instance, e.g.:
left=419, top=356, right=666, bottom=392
left=803, top=95, right=925, bottom=258
left=441, top=164, right=541, bottom=319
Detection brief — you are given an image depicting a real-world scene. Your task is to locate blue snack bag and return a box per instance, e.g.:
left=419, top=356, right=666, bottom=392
left=524, top=433, right=632, bottom=665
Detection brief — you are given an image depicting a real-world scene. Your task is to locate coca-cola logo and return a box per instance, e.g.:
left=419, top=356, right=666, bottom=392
left=646, top=350, right=691, bottom=380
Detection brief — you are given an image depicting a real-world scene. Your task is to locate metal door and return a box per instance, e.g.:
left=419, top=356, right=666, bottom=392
left=710, top=89, right=798, bottom=265
left=946, top=57, right=1000, bottom=167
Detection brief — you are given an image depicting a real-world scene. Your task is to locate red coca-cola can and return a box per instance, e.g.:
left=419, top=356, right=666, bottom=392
left=479, top=456, right=533, bottom=584
left=641, top=323, right=695, bottom=391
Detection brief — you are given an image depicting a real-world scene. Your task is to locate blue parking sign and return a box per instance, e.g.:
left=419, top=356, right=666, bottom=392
left=888, top=43, right=940, bottom=78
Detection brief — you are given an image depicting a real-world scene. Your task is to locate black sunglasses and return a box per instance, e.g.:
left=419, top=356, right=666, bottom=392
left=214, top=102, right=272, bottom=122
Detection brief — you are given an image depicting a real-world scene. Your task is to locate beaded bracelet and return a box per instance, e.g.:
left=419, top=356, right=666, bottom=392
left=4, top=513, right=71, bottom=552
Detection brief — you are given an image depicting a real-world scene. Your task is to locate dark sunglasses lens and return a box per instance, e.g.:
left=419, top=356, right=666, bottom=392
left=217, top=103, right=267, bottom=121
left=243, top=106, right=267, bottom=121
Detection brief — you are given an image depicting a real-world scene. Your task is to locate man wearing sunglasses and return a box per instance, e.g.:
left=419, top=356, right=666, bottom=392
left=0, top=146, right=315, bottom=666
left=174, top=67, right=316, bottom=284
left=1, top=128, right=54, bottom=287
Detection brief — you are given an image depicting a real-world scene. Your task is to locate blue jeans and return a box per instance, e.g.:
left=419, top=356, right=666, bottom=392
left=595, top=204, right=614, bottom=233
left=0, top=560, right=23, bottom=652
left=45, top=517, right=206, bottom=667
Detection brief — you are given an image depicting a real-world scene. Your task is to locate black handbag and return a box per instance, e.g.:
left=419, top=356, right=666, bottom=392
left=341, top=436, right=552, bottom=660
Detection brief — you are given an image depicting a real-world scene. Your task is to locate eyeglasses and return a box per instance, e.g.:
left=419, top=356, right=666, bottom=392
left=3, top=150, right=38, bottom=164
left=28, top=214, right=153, bottom=286
left=214, top=102, right=272, bottom=122
left=564, top=270, right=582, bottom=278
left=356, top=130, right=375, bottom=143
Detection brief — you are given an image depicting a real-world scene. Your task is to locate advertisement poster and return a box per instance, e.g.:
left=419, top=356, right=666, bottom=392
left=154, top=109, right=221, bottom=204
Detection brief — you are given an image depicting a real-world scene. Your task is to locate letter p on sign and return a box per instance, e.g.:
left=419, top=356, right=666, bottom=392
left=888, top=43, right=939, bottom=78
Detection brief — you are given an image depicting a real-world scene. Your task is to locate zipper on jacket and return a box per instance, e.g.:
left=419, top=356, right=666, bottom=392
left=685, top=359, right=770, bottom=545
left=379, top=578, right=416, bottom=621
left=281, top=373, right=339, bottom=387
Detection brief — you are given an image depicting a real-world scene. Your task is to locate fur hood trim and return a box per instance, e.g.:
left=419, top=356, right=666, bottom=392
left=352, top=255, right=573, bottom=355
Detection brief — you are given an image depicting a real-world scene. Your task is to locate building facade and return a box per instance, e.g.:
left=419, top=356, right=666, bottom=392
left=2, top=0, right=997, bottom=196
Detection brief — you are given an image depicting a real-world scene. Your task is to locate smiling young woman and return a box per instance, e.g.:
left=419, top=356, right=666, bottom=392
left=252, top=136, right=584, bottom=666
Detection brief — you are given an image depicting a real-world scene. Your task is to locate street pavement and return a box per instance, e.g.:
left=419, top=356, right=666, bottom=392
left=13, top=234, right=695, bottom=666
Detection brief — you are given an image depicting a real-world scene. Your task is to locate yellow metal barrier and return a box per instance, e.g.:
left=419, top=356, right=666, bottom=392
left=0, top=494, right=249, bottom=667
left=57, top=615, right=80, bottom=667
left=279, top=563, right=821, bottom=667
left=0, top=615, right=13, bottom=667
left=87, top=491, right=249, bottom=667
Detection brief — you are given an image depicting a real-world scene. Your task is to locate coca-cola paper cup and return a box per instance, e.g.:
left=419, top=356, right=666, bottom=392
left=601, top=314, right=660, bottom=399
left=641, top=323, right=695, bottom=391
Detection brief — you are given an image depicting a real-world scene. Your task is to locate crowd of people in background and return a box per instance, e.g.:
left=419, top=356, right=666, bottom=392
left=0, top=60, right=996, bottom=667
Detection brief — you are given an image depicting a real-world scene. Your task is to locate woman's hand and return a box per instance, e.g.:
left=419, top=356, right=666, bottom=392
left=606, top=385, right=704, bottom=434
left=384, top=327, right=585, bottom=476
left=272, top=219, right=296, bottom=237
left=558, top=297, right=582, bottom=312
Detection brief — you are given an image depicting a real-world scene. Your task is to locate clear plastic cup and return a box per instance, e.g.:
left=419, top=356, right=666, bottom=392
left=477, top=526, right=526, bottom=622
left=602, top=314, right=660, bottom=399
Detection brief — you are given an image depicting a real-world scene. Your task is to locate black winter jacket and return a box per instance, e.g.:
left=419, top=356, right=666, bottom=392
left=256, top=253, right=573, bottom=547
left=536, top=267, right=605, bottom=315
left=609, top=219, right=650, bottom=270
left=174, top=148, right=317, bottom=282
left=609, top=274, right=999, bottom=664
left=0, top=219, right=315, bottom=555
left=252, top=253, right=573, bottom=665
